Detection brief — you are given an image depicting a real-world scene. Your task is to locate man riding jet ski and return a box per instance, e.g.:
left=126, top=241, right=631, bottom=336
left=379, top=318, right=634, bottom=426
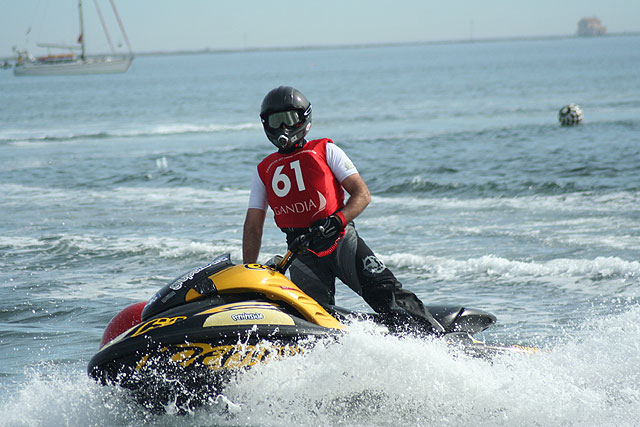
left=88, top=87, right=535, bottom=409
left=243, top=86, right=443, bottom=335
left=88, top=229, right=519, bottom=410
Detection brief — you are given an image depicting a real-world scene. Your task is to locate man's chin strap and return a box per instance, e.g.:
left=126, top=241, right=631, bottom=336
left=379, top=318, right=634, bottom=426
left=278, top=139, right=307, bottom=154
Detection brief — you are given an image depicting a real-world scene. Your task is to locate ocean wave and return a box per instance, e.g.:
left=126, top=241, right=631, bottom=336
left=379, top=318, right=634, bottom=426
left=373, top=190, right=640, bottom=213
left=0, top=234, right=243, bottom=303
left=448, top=220, right=640, bottom=251
left=373, top=174, right=629, bottom=197
left=0, top=234, right=241, bottom=262
left=1, top=183, right=250, bottom=207
left=376, top=178, right=585, bottom=197
left=347, top=120, right=558, bottom=144
left=384, top=253, right=640, bottom=282
left=0, top=122, right=259, bottom=145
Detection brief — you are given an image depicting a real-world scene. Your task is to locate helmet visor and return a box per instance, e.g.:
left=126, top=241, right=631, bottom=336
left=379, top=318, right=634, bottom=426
left=265, top=110, right=304, bottom=129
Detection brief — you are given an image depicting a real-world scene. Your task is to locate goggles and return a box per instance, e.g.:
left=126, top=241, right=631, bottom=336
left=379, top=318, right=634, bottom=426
left=263, top=108, right=309, bottom=129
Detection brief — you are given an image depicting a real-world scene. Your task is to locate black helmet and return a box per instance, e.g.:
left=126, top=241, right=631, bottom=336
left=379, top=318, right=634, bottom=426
left=260, top=86, right=312, bottom=151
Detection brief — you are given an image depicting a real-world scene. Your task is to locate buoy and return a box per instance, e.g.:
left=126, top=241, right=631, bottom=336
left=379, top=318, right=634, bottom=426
left=558, top=104, right=583, bottom=126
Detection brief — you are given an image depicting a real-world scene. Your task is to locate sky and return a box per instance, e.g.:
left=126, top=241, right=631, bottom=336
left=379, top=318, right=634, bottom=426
left=1, top=0, right=639, bottom=58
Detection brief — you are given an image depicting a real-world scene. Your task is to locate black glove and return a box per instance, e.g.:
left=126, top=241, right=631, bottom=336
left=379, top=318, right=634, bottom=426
left=311, top=212, right=347, bottom=239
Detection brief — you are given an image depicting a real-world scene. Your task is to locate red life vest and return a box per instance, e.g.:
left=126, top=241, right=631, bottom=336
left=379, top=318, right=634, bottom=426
left=257, top=138, right=345, bottom=229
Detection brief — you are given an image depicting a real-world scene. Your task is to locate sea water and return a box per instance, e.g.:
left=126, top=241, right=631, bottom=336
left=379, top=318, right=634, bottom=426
left=0, top=35, right=639, bottom=426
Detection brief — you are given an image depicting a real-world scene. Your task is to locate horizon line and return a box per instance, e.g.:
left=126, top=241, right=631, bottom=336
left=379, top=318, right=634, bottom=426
left=2, top=31, right=639, bottom=62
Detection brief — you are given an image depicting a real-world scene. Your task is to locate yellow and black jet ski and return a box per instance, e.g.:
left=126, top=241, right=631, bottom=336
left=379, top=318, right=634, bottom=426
left=87, top=230, right=531, bottom=410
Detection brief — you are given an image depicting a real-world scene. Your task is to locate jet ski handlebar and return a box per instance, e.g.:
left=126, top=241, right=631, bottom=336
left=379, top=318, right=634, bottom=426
left=275, top=226, right=325, bottom=273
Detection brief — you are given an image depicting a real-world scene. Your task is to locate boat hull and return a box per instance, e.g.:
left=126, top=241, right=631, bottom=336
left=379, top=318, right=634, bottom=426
left=14, top=56, right=132, bottom=76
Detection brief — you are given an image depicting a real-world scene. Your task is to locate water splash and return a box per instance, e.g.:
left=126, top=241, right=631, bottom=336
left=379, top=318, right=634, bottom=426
left=1, top=307, right=638, bottom=425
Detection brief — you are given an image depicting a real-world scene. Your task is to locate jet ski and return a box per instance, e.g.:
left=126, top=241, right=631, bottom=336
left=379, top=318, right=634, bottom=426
left=88, top=229, right=533, bottom=410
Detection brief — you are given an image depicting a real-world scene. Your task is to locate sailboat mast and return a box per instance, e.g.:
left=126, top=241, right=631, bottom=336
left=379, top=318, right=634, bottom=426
left=94, top=0, right=116, bottom=53
left=109, top=0, right=133, bottom=56
left=78, top=0, right=86, bottom=59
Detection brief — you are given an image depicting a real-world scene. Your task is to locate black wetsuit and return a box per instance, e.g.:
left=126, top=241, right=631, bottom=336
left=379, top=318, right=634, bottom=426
left=287, top=223, right=444, bottom=334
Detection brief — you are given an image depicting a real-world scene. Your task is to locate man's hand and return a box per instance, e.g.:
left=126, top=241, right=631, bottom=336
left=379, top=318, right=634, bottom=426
left=311, top=212, right=347, bottom=238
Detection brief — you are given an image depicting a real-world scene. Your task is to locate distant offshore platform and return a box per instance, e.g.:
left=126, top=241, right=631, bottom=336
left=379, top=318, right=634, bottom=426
left=577, top=17, right=607, bottom=37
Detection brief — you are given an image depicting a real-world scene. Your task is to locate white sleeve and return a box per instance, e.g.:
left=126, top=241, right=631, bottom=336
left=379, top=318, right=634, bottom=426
left=247, top=167, right=268, bottom=210
left=326, top=143, right=359, bottom=183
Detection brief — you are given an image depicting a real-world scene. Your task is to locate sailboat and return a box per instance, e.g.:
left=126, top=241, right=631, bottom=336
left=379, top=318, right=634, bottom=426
left=14, top=0, right=133, bottom=76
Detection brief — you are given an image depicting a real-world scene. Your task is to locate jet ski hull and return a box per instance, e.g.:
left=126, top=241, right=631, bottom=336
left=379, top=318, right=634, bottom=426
left=88, top=253, right=533, bottom=410
left=88, top=297, right=339, bottom=410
